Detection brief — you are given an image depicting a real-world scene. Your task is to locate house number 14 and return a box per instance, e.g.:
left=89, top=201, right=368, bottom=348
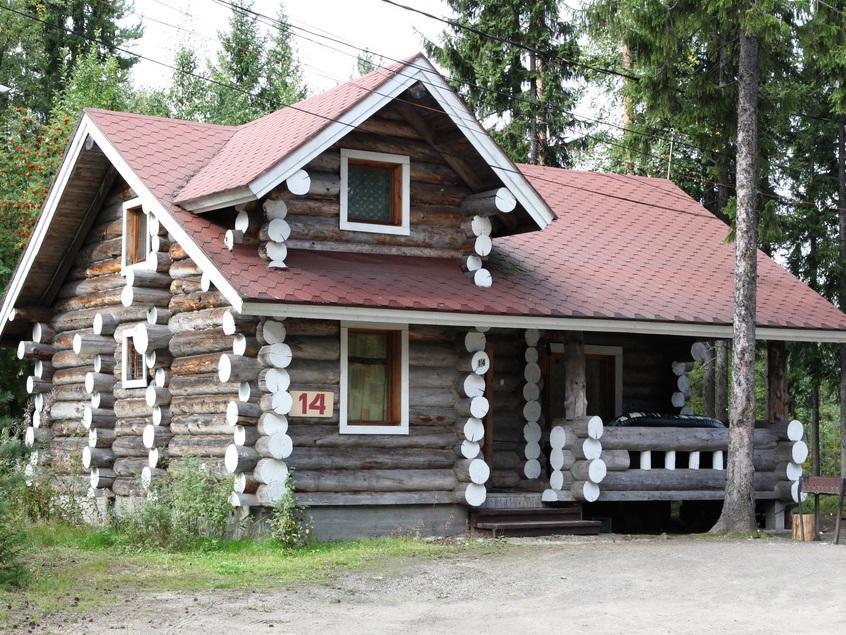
left=289, top=390, right=334, bottom=418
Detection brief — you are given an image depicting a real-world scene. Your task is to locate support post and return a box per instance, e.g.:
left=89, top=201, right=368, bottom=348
left=767, top=340, right=788, bottom=425
left=564, top=332, right=586, bottom=419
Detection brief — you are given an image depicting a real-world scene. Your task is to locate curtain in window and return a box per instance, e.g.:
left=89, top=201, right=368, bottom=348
left=348, top=332, right=390, bottom=422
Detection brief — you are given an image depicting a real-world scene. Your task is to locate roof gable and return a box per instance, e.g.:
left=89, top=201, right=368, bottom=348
left=172, top=54, right=555, bottom=230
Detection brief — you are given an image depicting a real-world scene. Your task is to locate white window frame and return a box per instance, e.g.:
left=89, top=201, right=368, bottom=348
left=339, top=322, right=409, bottom=435
left=549, top=342, right=624, bottom=418
left=121, top=333, right=148, bottom=389
left=121, top=197, right=150, bottom=273
left=339, top=148, right=410, bottom=236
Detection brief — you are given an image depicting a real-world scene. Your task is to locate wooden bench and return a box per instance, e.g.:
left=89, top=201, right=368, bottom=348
left=797, top=476, right=846, bottom=544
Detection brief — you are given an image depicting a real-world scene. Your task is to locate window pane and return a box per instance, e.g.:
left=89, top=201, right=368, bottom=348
left=348, top=163, right=394, bottom=223
left=126, top=337, right=144, bottom=382
left=348, top=332, right=390, bottom=423
left=126, top=209, right=147, bottom=265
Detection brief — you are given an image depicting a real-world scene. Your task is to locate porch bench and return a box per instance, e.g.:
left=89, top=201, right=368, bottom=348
left=797, top=476, right=846, bottom=544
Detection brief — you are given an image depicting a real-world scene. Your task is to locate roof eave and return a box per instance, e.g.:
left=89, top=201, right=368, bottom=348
left=240, top=300, right=846, bottom=343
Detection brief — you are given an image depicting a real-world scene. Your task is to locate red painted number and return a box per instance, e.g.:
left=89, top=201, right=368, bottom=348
left=309, top=393, right=326, bottom=415
left=298, top=392, right=327, bottom=415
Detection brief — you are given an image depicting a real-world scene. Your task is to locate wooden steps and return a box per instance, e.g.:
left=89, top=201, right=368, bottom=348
left=470, top=505, right=601, bottom=538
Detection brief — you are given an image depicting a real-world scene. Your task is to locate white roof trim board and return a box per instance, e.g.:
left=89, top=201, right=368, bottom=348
left=240, top=301, right=846, bottom=344
left=179, top=56, right=555, bottom=229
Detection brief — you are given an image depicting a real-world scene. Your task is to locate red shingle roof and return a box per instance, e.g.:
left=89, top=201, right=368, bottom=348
left=84, top=91, right=846, bottom=333
left=174, top=57, right=416, bottom=205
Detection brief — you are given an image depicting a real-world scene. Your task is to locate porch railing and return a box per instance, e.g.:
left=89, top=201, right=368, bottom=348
left=542, top=417, right=808, bottom=504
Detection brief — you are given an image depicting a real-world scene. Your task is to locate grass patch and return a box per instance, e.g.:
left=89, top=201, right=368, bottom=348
left=0, top=522, right=486, bottom=631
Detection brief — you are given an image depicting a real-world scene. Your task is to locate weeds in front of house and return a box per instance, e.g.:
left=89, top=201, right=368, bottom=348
left=268, top=473, right=313, bottom=548
left=110, top=457, right=234, bottom=550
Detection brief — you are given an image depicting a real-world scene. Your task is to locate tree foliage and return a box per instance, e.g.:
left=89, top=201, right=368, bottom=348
left=0, top=0, right=141, bottom=119
left=205, top=0, right=306, bottom=124
left=426, top=0, right=582, bottom=167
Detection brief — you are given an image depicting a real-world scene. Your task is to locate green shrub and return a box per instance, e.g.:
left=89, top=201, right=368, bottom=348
left=113, top=457, right=233, bottom=549
left=0, top=495, right=28, bottom=588
left=268, top=474, right=312, bottom=548
left=0, top=395, right=30, bottom=588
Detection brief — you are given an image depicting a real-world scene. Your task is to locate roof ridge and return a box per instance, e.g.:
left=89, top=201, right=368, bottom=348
left=84, top=107, right=236, bottom=131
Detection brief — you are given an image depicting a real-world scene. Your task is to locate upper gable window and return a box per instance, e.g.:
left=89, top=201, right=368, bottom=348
left=121, top=197, right=149, bottom=271
left=340, top=149, right=410, bottom=236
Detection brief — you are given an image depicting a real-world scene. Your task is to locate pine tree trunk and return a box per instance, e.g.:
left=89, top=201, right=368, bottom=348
left=621, top=41, right=634, bottom=175
left=712, top=26, right=758, bottom=535
left=838, top=115, right=846, bottom=478
left=715, top=339, right=729, bottom=423
left=811, top=375, right=820, bottom=477
left=716, top=29, right=732, bottom=220
left=529, top=51, right=538, bottom=165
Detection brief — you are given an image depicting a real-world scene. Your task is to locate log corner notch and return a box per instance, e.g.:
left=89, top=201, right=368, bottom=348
left=258, top=192, right=295, bottom=271
left=460, top=188, right=515, bottom=290
left=765, top=339, right=808, bottom=504
left=521, top=329, right=543, bottom=481
left=454, top=327, right=491, bottom=507
left=225, top=317, right=292, bottom=511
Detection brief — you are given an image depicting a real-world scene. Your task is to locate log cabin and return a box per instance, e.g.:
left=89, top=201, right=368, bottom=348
left=3, top=53, right=846, bottom=539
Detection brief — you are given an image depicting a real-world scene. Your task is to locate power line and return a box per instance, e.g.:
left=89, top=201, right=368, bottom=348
left=377, top=0, right=639, bottom=81
left=3, top=2, right=840, bottom=218
left=203, top=0, right=838, bottom=213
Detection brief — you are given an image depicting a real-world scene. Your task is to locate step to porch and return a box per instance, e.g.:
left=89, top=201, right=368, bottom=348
left=471, top=505, right=602, bottom=538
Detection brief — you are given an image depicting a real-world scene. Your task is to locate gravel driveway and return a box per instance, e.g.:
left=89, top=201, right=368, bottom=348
left=51, top=535, right=846, bottom=634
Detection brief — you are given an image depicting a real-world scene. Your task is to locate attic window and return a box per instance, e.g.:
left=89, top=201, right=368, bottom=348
left=121, top=198, right=149, bottom=270
left=340, top=149, right=409, bottom=235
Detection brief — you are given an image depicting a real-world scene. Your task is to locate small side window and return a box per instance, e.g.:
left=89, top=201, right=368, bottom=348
left=122, top=198, right=149, bottom=270
left=122, top=334, right=147, bottom=388
left=340, top=149, right=410, bottom=235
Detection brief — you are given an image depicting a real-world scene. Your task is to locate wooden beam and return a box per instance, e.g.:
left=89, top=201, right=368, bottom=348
left=564, top=331, right=586, bottom=419
left=767, top=340, right=789, bottom=424
left=394, top=101, right=487, bottom=191
left=8, top=306, right=52, bottom=323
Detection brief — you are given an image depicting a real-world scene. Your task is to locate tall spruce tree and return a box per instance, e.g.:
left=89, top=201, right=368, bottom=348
left=1, top=0, right=141, bottom=122
left=30, top=0, right=140, bottom=118
left=166, top=45, right=208, bottom=122
left=260, top=4, right=306, bottom=108
left=425, top=0, right=582, bottom=167
left=206, top=0, right=306, bottom=124
left=207, top=0, right=265, bottom=124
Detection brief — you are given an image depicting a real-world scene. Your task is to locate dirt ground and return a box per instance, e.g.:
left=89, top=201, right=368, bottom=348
left=44, top=534, right=846, bottom=634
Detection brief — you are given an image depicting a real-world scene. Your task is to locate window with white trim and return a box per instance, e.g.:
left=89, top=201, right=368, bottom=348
left=122, top=334, right=147, bottom=388
left=340, top=324, right=409, bottom=435
left=340, top=149, right=410, bottom=235
left=121, top=198, right=149, bottom=271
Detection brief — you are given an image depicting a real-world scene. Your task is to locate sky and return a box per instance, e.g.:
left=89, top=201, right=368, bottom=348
left=128, top=0, right=449, bottom=92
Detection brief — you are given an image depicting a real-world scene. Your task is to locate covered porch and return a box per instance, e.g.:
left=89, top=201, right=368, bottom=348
left=466, top=326, right=810, bottom=531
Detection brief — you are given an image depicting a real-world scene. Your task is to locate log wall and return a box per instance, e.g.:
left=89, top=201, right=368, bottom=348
left=164, top=245, right=241, bottom=484
left=261, top=102, right=477, bottom=261
left=21, top=182, right=137, bottom=500
left=282, top=322, right=463, bottom=506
